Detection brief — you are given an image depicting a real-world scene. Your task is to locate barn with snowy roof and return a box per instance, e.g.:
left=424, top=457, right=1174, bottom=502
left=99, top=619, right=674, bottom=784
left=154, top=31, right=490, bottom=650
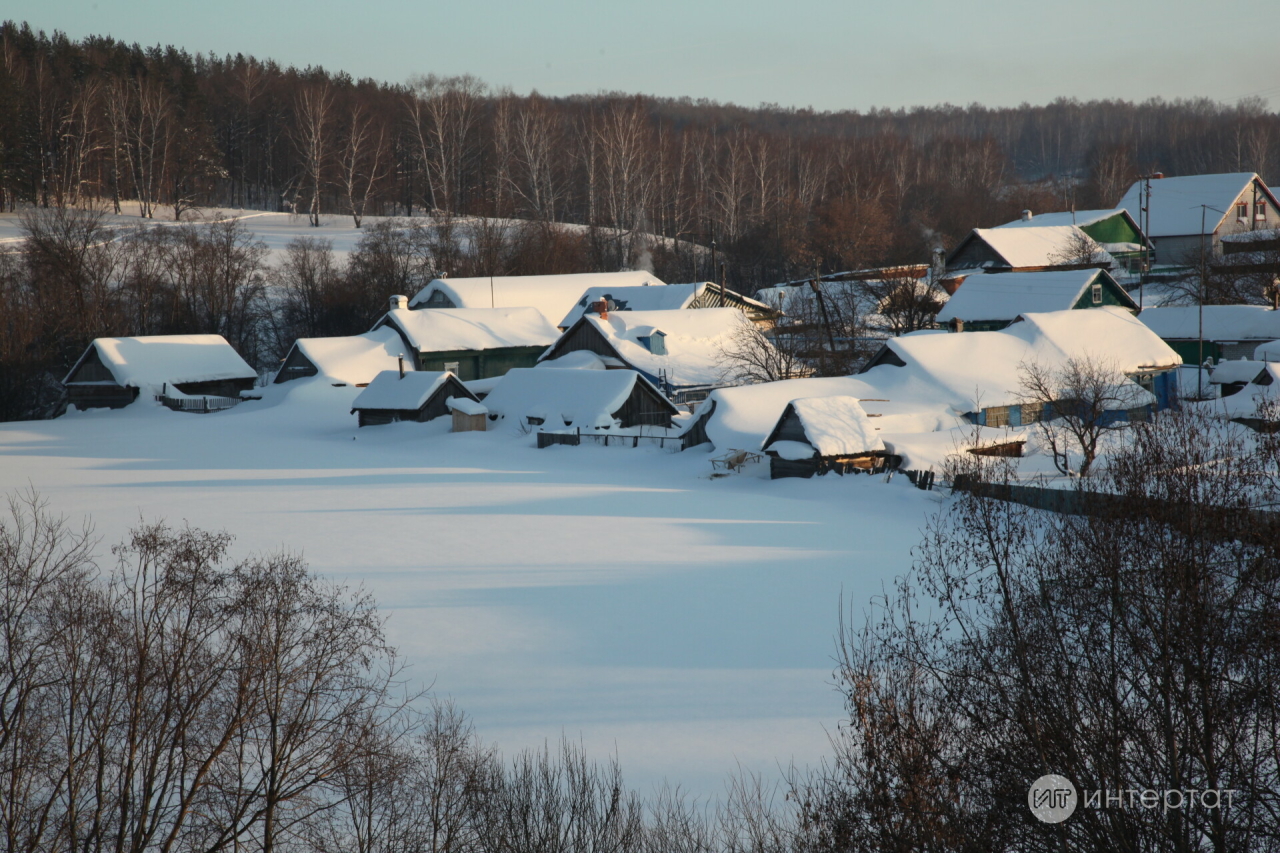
left=1118, top=172, right=1280, bottom=265
left=860, top=306, right=1182, bottom=422
left=944, top=225, right=1115, bottom=277
left=274, top=326, right=408, bottom=386
left=480, top=368, right=677, bottom=431
left=349, top=369, right=478, bottom=427
left=63, top=335, right=257, bottom=410
left=1137, top=304, right=1280, bottom=365
left=557, top=282, right=778, bottom=329
left=994, top=208, right=1151, bottom=273
left=539, top=306, right=756, bottom=403
left=372, top=297, right=560, bottom=381
left=936, top=269, right=1138, bottom=332
left=408, top=271, right=665, bottom=328
left=761, top=396, right=889, bottom=479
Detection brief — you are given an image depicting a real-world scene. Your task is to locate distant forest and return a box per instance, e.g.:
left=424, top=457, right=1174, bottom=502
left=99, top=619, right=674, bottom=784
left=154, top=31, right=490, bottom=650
left=3, top=20, right=1280, bottom=289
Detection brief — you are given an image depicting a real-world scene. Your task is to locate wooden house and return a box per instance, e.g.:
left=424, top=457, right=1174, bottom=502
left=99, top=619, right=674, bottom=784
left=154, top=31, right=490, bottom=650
left=994, top=209, right=1152, bottom=273
left=860, top=306, right=1182, bottom=418
left=557, top=282, right=778, bottom=330
left=935, top=269, right=1138, bottom=332
left=274, top=326, right=407, bottom=385
left=480, top=368, right=677, bottom=431
left=1137, top=305, right=1280, bottom=365
left=1118, top=172, right=1280, bottom=265
left=63, top=335, right=257, bottom=410
left=762, top=396, right=889, bottom=479
left=373, top=297, right=560, bottom=381
left=349, top=370, right=478, bottom=427
left=539, top=307, right=757, bottom=403
left=944, top=225, right=1114, bottom=278
left=409, top=271, right=664, bottom=328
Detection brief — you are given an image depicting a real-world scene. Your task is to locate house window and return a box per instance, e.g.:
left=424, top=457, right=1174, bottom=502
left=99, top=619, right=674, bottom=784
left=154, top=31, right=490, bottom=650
left=1257, top=201, right=1268, bottom=220
left=984, top=406, right=1011, bottom=427
left=1091, top=283, right=1103, bottom=305
left=444, top=361, right=460, bottom=374
left=1237, top=202, right=1249, bottom=221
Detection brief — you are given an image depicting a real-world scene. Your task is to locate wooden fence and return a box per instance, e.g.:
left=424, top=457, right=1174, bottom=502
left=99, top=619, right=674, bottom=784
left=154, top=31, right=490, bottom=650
left=155, top=394, right=243, bottom=414
left=536, top=429, right=683, bottom=450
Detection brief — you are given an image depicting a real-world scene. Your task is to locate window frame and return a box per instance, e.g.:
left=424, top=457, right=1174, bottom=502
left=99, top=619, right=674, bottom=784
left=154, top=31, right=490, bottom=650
left=1091, top=282, right=1103, bottom=305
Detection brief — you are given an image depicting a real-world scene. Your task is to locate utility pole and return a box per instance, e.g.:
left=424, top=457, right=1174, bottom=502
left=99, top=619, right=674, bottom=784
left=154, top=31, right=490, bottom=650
left=1199, top=203, right=1207, bottom=400
left=809, top=259, right=836, bottom=371
left=709, top=239, right=716, bottom=284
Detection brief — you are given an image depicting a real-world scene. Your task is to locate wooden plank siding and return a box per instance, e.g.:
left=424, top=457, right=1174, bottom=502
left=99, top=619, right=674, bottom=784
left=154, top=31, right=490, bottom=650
left=274, top=347, right=319, bottom=383
left=542, top=318, right=623, bottom=363
left=354, top=375, right=476, bottom=428
left=614, top=380, right=677, bottom=428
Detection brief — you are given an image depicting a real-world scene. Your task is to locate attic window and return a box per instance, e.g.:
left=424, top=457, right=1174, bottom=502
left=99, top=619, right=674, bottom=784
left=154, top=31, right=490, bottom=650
left=1257, top=201, right=1268, bottom=220
left=1091, top=283, right=1103, bottom=305
left=1237, top=202, right=1249, bottom=221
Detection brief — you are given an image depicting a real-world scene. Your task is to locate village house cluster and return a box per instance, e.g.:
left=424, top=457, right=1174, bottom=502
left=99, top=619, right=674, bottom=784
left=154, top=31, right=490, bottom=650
left=61, top=172, right=1280, bottom=479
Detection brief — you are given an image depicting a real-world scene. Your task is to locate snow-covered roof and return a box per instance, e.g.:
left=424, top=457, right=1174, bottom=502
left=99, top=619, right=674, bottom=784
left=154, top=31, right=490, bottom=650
left=766, top=396, right=885, bottom=457
left=351, top=370, right=458, bottom=411
left=65, top=335, right=256, bottom=388
left=995, top=209, right=1135, bottom=230
left=292, top=326, right=408, bottom=385
left=377, top=307, right=560, bottom=353
left=446, top=396, right=487, bottom=415
left=1209, top=359, right=1269, bottom=385
left=961, top=225, right=1114, bottom=269
left=1221, top=227, right=1280, bottom=244
left=557, top=282, right=771, bottom=328
left=1137, top=305, right=1280, bottom=341
left=1118, top=173, right=1278, bottom=237
left=481, top=367, right=662, bottom=430
left=1213, top=363, right=1280, bottom=418
left=936, top=269, right=1133, bottom=323
left=1256, top=340, right=1280, bottom=361
left=867, top=307, right=1180, bottom=412
left=550, top=307, right=752, bottom=389
left=409, top=271, right=665, bottom=326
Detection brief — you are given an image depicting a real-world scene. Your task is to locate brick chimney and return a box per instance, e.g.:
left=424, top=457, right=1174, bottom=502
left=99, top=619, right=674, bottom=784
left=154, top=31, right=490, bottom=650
left=1021, top=209, right=1033, bottom=222
left=390, top=294, right=408, bottom=311
left=589, top=300, right=609, bottom=320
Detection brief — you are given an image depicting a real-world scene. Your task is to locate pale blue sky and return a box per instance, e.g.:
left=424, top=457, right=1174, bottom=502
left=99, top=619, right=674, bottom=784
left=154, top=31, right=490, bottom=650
left=13, top=0, right=1280, bottom=111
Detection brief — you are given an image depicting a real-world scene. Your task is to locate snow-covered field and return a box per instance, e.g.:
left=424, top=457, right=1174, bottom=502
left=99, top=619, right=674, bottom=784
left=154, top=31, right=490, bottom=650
left=0, top=377, right=940, bottom=796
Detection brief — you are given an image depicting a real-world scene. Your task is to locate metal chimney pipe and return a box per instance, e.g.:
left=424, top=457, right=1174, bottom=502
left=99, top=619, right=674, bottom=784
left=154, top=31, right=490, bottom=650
left=398, top=355, right=405, bottom=379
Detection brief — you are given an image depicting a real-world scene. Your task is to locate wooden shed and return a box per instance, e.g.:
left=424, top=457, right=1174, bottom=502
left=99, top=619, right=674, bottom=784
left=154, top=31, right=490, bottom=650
left=349, top=370, right=478, bottom=428
left=448, top=396, right=489, bottom=432
left=762, top=396, right=890, bottom=479
left=480, top=367, right=678, bottom=430
left=63, top=335, right=257, bottom=410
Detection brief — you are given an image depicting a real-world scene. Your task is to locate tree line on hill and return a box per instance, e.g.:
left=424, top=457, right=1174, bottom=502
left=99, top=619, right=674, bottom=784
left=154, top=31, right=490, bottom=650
left=4, top=401, right=1279, bottom=852
left=4, top=19, right=1280, bottom=291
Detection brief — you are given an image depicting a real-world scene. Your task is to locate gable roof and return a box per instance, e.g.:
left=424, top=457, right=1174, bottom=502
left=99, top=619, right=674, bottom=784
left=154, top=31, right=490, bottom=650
left=481, top=367, right=675, bottom=430
left=764, top=396, right=885, bottom=457
left=935, top=269, right=1136, bottom=323
left=64, top=335, right=256, bottom=388
left=996, top=209, right=1136, bottom=230
left=543, top=307, right=752, bottom=389
left=1137, top=305, right=1280, bottom=341
left=408, top=271, right=665, bottom=326
left=351, top=371, right=472, bottom=411
left=375, top=307, right=560, bottom=354
left=862, top=307, right=1179, bottom=411
left=1118, top=173, right=1280, bottom=238
left=556, top=282, right=773, bottom=328
left=289, top=327, right=408, bottom=385
left=951, top=225, right=1114, bottom=270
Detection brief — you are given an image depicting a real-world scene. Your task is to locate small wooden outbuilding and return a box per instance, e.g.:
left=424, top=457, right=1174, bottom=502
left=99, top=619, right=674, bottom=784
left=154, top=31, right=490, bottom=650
left=63, top=335, right=257, bottom=410
left=349, top=370, right=478, bottom=428
left=762, top=396, right=890, bottom=479
left=448, top=396, right=489, bottom=432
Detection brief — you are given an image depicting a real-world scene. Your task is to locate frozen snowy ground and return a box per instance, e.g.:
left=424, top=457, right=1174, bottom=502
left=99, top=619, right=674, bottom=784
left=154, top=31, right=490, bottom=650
left=0, top=379, right=941, bottom=797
